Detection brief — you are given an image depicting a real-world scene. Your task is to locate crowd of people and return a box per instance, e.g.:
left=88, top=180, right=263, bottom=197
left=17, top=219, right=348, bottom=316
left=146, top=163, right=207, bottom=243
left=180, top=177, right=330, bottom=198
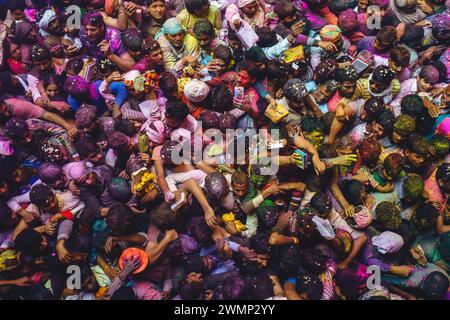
left=0, top=0, right=449, bottom=300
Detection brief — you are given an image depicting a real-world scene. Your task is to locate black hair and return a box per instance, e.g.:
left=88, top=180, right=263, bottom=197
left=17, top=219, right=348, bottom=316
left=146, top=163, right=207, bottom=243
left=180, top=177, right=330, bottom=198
left=178, top=276, right=204, bottom=299
left=414, top=202, right=439, bottom=231
left=274, top=0, right=296, bottom=19
left=301, top=115, right=324, bottom=133
left=186, top=255, right=207, bottom=273
left=121, top=28, right=143, bottom=52
left=421, top=271, right=449, bottom=300
left=66, top=58, right=84, bottom=74
left=111, top=286, right=138, bottom=300
left=256, top=27, right=278, bottom=47
left=210, top=84, right=233, bottom=113
left=151, top=203, right=177, bottom=230
left=400, top=25, right=424, bottom=47
left=7, top=0, right=26, bottom=11
left=42, top=74, right=65, bottom=90
left=334, top=268, right=362, bottom=299
left=295, top=272, right=323, bottom=300
left=213, top=45, right=233, bottom=66
left=14, top=228, right=42, bottom=255
left=377, top=110, right=396, bottom=135
left=165, top=100, right=189, bottom=122
left=342, top=180, right=366, bottom=206
left=390, top=46, right=410, bottom=68
left=250, top=232, right=272, bottom=254
left=184, top=0, right=209, bottom=14
left=336, top=66, right=359, bottom=82
left=309, top=192, right=332, bottom=217
left=29, top=184, right=54, bottom=208
left=115, top=119, right=137, bottom=137
left=193, top=18, right=214, bottom=38
left=401, top=94, right=425, bottom=119
left=74, top=136, right=100, bottom=158
left=237, top=60, right=260, bottom=80
left=363, top=97, right=385, bottom=122
left=300, top=248, right=327, bottom=275
left=159, top=71, right=178, bottom=99
left=106, top=204, right=134, bottom=234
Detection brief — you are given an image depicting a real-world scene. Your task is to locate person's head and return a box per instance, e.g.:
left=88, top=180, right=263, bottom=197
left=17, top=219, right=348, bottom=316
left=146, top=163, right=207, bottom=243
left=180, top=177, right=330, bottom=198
left=309, top=192, right=332, bottom=219
left=185, top=0, right=210, bottom=18
left=342, top=180, right=367, bottom=206
left=66, top=58, right=84, bottom=76
left=371, top=110, right=395, bottom=138
left=107, top=177, right=132, bottom=203
left=165, top=100, right=189, bottom=129
left=237, top=60, right=259, bottom=89
left=334, top=268, right=364, bottom=299
left=338, top=9, right=358, bottom=35
left=392, top=115, right=416, bottom=145
left=212, top=45, right=233, bottom=75
left=112, top=286, right=137, bottom=300
left=382, top=152, right=405, bottom=181
left=283, top=78, right=308, bottom=109
left=400, top=24, right=425, bottom=48
left=4, top=117, right=31, bottom=145
left=313, top=80, right=338, bottom=104
left=431, top=134, right=450, bottom=156
left=204, top=172, right=229, bottom=202
left=436, top=163, right=450, bottom=193
left=115, top=119, right=139, bottom=137
left=405, top=134, right=432, bottom=168
left=320, top=24, right=343, bottom=47
left=358, top=0, right=369, bottom=11
left=301, top=115, right=325, bottom=148
left=74, top=137, right=104, bottom=165
left=186, top=254, right=217, bottom=273
left=413, top=202, right=438, bottom=232
left=82, top=11, right=105, bottom=41
left=278, top=244, right=301, bottom=275
left=374, top=26, right=396, bottom=53
left=361, top=97, right=385, bottom=122
left=38, top=162, right=66, bottom=189
left=158, top=72, right=177, bottom=100
left=187, top=216, right=212, bottom=245
left=239, top=0, right=259, bottom=18
left=144, top=39, right=164, bottom=68
left=75, top=104, right=98, bottom=133
left=222, top=276, right=247, bottom=300
left=246, top=274, right=274, bottom=299
left=402, top=174, right=424, bottom=203
left=274, top=1, right=297, bottom=27
left=417, top=65, right=440, bottom=93
left=106, top=204, right=134, bottom=235
left=162, top=18, right=185, bottom=49
left=179, top=272, right=204, bottom=299
left=300, top=249, right=327, bottom=275
left=370, top=66, right=395, bottom=94
left=295, top=272, right=323, bottom=300
left=359, top=137, right=381, bottom=168
left=296, top=208, right=317, bottom=237
left=401, top=94, right=425, bottom=119
left=38, top=9, right=64, bottom=37
left=231, top=171, right=249, bottom=199
left=8, top=0, right=26, bottom=21
left=336, top=66, right=359, bottom=98
left=121, top=28, right=143, bottom=58
left=14, top=228, right=48, bottom=256
left=30, top=45, right=52, bottom=72
left=147, top=0, right=166, bottom=21
left=42, top=74, right=64, bottom=99
left=314, top=59, right=338, bottom=84
left=432, top=10, right=450, bottom=43
left=30, top=184, right=58, bottom=214
left=375, top=201, right=402, bottom=230
left=437, top=232, right=450, bottom=263
left=421, top=271, right=449, bottom=300
left=209, top=85, right=233, bottom=113
left=64, top=76, right=90, bottom=102
left=388, top=47, right=410, bottom=74
left=193, top=19, right=214, bottom=49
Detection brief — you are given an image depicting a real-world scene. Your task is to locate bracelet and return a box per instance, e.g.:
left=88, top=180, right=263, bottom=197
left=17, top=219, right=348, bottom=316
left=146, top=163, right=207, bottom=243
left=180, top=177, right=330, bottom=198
left=292, top=237, right=299, bottom=245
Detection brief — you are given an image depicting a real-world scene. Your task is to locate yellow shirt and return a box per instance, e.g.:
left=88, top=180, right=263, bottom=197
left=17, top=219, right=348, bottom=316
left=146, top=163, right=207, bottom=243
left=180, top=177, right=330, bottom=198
left=157, top=33, right=201, bottom=71
left=176, top=6, right=222, bottom=32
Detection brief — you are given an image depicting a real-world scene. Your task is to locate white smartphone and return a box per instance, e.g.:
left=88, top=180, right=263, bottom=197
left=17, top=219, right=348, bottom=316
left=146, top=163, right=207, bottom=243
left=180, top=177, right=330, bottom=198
left=234, top=86, right=244, bottom=100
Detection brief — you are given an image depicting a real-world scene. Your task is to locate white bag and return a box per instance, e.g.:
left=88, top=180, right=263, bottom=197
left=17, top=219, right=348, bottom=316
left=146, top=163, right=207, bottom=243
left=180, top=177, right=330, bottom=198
left=236, top=20, right=259, bottom=49
left=312, top=215, right=336, bottom=240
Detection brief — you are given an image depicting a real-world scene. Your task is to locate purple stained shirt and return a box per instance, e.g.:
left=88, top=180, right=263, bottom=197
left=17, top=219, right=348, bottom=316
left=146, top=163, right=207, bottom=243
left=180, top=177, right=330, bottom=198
left=357, top=36, right=390, bottom=58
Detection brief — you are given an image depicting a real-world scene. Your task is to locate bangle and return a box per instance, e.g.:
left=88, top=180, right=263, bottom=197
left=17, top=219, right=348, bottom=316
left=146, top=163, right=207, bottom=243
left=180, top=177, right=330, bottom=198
left=105, top=265, right=110, bottom=271
left=292, top=237, right=299, bottom=245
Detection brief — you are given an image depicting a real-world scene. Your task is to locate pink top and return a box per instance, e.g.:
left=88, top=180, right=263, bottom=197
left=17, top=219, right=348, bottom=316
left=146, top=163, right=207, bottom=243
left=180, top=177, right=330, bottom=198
left=5, top=98, right=45, bottom=119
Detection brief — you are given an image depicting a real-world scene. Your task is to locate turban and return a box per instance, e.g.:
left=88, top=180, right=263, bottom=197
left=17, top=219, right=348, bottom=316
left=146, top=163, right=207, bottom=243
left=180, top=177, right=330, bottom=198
left=162, top=18, right=184, bottom=36
left=183, top=79, right=210, bottom=103
left=13, top=21, right=33, bottom=42
left=338, top=9, right=358, bottom=33
left=437, top=118, right=450, bottom=137
left=64, top=161, right=94, bottom=183
left=38, top=9, right=57, bottom=38
left=238, top=0, right=257, bottom=8
left=145, top=120, right=167, bottom=145
left=283, top=78, right=308, bottom=102
left=319, top=24, right=342, bottom=43
left=75, top=105, right=98, bottom=129
left=372, top=231, right=404, bottom=254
